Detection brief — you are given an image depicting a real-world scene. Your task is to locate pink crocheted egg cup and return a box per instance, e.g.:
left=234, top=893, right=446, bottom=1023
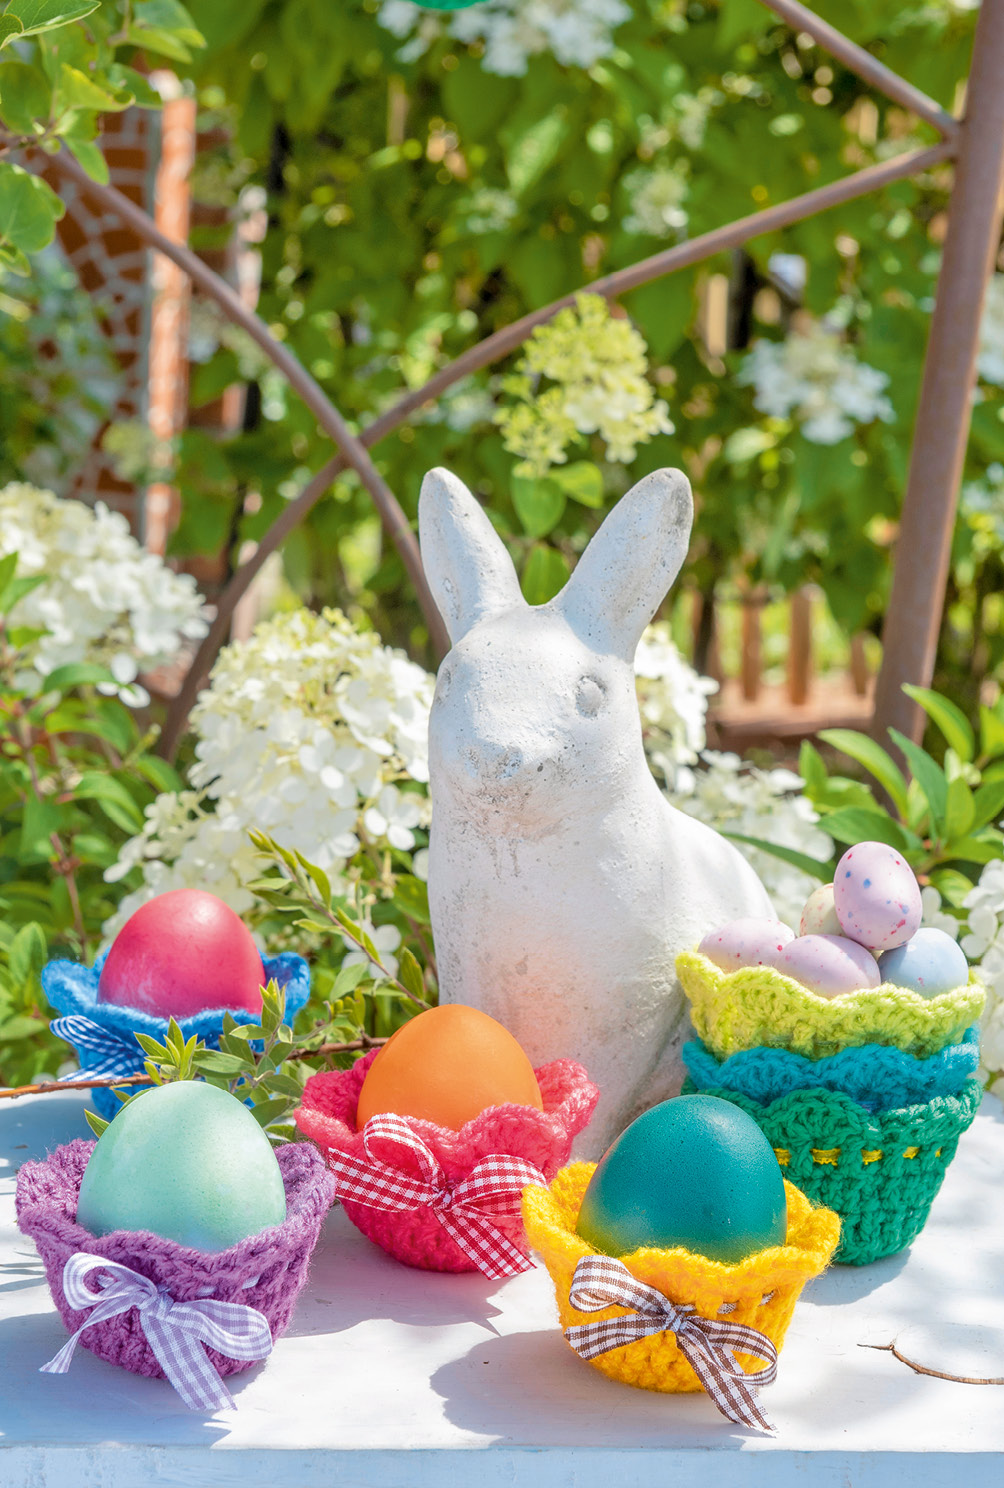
left=296, top=1051, right=599, bottom=1273
left=16, top=1138, right=335, bottom=1382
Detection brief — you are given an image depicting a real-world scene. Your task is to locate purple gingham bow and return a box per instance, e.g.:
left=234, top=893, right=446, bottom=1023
left=564, top=1254, right=778, bottom=1434
left=328, top=1112, right=546, bottom=1280
left=41, top=1254, right=273, bottom=1411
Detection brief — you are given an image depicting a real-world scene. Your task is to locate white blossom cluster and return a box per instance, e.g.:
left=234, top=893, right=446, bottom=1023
left=634, top=621, right=718, bottom=784
left=0, top=483, right=208, bottom=706
left=377, top=0, right=631, bottom=77
left=956, top=861, right=1004, bottom=1098
left=103, top=607, right=435, bottom=942
left=977, top=274, right=1004, bottom=389
left=622, top=163, right=690, bottom=240
left=737, top=321, right=895, bottom=444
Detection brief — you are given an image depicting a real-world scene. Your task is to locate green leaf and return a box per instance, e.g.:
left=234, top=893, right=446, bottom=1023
left=927, top=868, right=976, bottom=909
left=505, top=106, right=569, bottom=195
left=398, top=946, right=426, bottom=1002
left=132, top=754, right=182, bottom=794
left=521, top=544, right=570, bottom=605
left=19, top=794, right=62, bottom=860
left=971, top=776, right=1004, bottom=832
left=194, top=1050, right=249, bottom=1077
left=549, top=461, right=604, bottom=508
left=40, top=661, right=115, bottom=692
left=127, top=0, right=205, bottom=62
left=0, top=14, right=21, bottom=47
left=943, top=776, right=975, bottom=840
left=58, top=63, right=131, bottom=113
left=8, top=920, right=46, bottom=985
left=333, top=960, right=369, bottom=997
left=902, top=685, right=975, bottom=763
left=797, top=739, right=828, bottom=797
left=248, top=1095, right=294, bottom=1129
left=817, top=729, right=910, bottom=819
left=62, top=132, right=110, bottom=184
left=7, top=0, right=99, bottom=36
left=814, top=807, right=919, bottom=856
left=84, top=1110, right=110, bottom=1138
left=0, top=240, right=29, bottom=274
left=888, top=729, right=948, bottom=836
left=0, top=161, right=64, bottom=253
left=723, top=833, right=831, bottom=881
left=511, top=475, right=566, bottom=538
left=72, top=772, right=144, bottom=831
left=393, top=874, right=430, bottom=925
left=0, top=60, right=51, bottom=133
left=979, top=703, right=1004, bottom=763
left=943, top=833, right=1004, bottom=866
left=0, top=550, right=17, bottom=604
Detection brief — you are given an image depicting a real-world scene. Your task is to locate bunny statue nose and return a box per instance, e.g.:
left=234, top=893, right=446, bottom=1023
left=463, top=743, right=525, bottom=782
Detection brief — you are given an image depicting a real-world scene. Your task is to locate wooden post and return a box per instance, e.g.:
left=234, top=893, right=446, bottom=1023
left=873, top=0, right=1004, bottom=746
left=849, top=633, right=871, bottom=698
left=788, top=587, right=813, bottom=707
left=740, top=589, right=764, bottom=703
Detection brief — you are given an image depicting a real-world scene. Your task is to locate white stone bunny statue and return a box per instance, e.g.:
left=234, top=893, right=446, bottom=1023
left=418, top=466, right=773, bottom=1153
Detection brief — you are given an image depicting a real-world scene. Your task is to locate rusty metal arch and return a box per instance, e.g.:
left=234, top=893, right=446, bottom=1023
left=39, top=0, right=1004, bottom=755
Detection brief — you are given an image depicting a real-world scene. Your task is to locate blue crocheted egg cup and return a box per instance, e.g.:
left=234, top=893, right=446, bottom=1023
left=43, top=950, right=311, bottom=1120
left=681, top=1027, right=980, bottom=1114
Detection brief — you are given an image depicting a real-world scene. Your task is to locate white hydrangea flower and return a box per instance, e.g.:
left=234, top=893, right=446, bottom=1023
left=955, top=857, right=1004, bottom=1088
left=737, top=320, right=895, bottom=444
left=342, top=921, right=403, bottom=982
left=920, top=884, right=960, bottom=939
left=977, top=274, right=1004, bottom=388
left=635, top=623, right=718, bottom=786
left=623, top=163, right=690, bottom=239
left=0, top=484, right=208, bottom=705
left=377, top=0, right=630, bottom=77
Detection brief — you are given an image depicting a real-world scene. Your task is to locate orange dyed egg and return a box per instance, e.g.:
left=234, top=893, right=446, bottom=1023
left=356, top=1004, right=544, bottom=1131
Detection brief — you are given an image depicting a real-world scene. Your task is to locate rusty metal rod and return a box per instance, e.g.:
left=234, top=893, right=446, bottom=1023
left=161, top=139, right=955, bottom=755
left=760, top=0, right=959, bottom=140
left=873, top=0, right=1004, bottom=748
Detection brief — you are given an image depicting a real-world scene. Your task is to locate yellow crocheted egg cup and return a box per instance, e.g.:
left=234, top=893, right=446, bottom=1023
left=677, top=949, right=984, bottom=1061
left=522, top=1163, right=840, bottom=1395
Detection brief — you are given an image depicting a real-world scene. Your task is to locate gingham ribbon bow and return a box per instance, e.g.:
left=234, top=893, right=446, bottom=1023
left=50, top=1016, right=146, bottom=1081
left=564, top=1255, right=778, bottom=1434
left=328, top=1113, right=545, bottom=1280
left=41, top=1254, right=273, bottom=1412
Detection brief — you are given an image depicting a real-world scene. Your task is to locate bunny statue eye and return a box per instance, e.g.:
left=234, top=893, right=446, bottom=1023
left=576, top=677, right=606, bottom=717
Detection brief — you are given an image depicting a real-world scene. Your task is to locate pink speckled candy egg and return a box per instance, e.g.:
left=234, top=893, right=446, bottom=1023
left=833, top=842, right=922, bottom=953
left=698, top=918, right=796, bottom=972
left=778, top=934, right=881, bottom=999
left=799, top=883, right=841, bottom=937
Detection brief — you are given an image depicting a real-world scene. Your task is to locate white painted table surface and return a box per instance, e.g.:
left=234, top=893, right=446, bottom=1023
left=1, top=1091, right=1002, bottom=1488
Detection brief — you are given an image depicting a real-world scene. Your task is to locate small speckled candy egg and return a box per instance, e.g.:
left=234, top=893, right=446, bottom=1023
left=779, top=933, right=881, bottom=998
left=877, top=928, right=970, bottom=999
left=698, top=918, right=796, bottom=972
left=833, top=842, right=922, bottom=953
left=799, top=883, right=842, bottom=937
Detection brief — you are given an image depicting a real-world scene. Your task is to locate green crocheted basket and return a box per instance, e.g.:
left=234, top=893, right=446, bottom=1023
left=680, top=1077, right=984, bottom=1265
left=676, top=949, right=985, bottom=1061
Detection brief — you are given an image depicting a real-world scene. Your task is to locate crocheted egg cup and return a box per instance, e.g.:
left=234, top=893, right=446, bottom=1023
left=682, top=1029, right=981, bottom=1113
left=43, top=950, right=312, bottom=1120
left=676, top=950, right=984, bottom=1062
left=296, top=1051, right=599, bottom=1272
left=682, top=1079, right=984, bottom=1266
left=522, top=1163, right=839, bottom=1394
left=15, top=1137, right=334, bottom=1381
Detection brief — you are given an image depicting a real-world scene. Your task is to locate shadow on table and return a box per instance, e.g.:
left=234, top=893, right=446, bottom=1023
left=807, top=1246, right=911, bottom=1306
left=0, top=1308, right=252, bottom=1442
left=0, top=1094, right=91, bottom=1176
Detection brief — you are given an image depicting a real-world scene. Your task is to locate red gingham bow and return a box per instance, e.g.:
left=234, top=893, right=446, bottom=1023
left=328, top=1112, right=546, bottom=1280
left=565, top=1255, right=778, bottom=1434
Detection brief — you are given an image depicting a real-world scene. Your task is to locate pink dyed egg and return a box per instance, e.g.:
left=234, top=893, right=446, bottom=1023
left=799, top=883, right=841, bottom=937
left=98, top=889, right=265, bottom=1019
left=833, top=842, right=922, bottom=953
left=698, top=918, right=796, bottom=972
left=778, top=934, right=881, bottom=999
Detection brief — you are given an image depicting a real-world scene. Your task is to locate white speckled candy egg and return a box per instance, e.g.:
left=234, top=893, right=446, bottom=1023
left=778, top=934, right=881, bottom=998
left=799, top=883, right=841, bottom=937
left=698, top=918, right=795, bottom=972
left=833, top=841, right=922, bottom=953
left=877, top=928, right=969, bottom=999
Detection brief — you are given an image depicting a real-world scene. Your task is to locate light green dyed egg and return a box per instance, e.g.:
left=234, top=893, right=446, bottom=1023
left=77, top=1081, right=286, bottom=1252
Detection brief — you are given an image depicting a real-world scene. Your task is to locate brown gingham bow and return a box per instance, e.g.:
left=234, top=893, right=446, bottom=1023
left=564, top=1254, right=778, bottom=1433
left=328, top=1112, right=546, bottom=1280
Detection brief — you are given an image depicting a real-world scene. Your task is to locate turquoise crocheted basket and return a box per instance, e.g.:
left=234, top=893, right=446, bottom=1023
left=681, top=1030, right=981, bottom=1113
left=680, top=1077, right=984, bottom=1265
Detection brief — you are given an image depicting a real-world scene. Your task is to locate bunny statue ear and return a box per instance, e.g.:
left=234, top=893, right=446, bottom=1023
left=419, top=467, right=525, bottom=644
left=555, top=468, right=694, bottom=660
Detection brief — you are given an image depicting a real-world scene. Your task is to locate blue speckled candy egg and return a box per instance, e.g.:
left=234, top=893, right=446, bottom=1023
left=799, top=883, right=841, bottom=937
left=575, top=1095, right=787, bottom=1264
left=698, top=917, right=795, bottom=972
left=77, top=1081, right=287, bottom=1252
left=778, top=933, right=881, bottom=998
left=877, top=928, right=970, bottom=999
left=833, top=841, right=922, bottom=952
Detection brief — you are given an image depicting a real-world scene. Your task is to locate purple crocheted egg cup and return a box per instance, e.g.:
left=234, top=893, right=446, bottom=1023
left=15, top=1138, right=335, bottom=1382
left=296, top=1051, right=599, bottom=1273
left=42, top=950, right=312, bottom=1121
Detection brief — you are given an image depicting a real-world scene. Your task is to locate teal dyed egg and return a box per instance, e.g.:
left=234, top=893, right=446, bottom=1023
left=77, top=1082, right=287, bottom=1252
left=576, top=1095, right=787, bottom=1264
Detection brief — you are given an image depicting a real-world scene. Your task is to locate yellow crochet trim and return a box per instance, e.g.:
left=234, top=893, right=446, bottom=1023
left=677, top=949, right=984, bottom=1061
left=522, top=1163, right=840, bottom=1396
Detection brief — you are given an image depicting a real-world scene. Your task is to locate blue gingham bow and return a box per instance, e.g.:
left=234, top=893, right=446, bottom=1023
left=49, top=1016, right=146, bottom=1081
left=42, top=1254, right=273, bottom=1411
